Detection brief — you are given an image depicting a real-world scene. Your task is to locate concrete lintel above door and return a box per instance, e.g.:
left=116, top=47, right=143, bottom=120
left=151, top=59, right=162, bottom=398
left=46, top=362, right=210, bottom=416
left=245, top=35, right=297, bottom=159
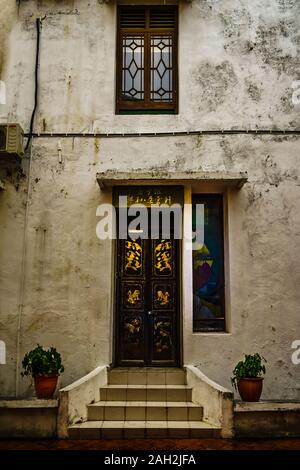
left=96, top=170, right=248, bottom=190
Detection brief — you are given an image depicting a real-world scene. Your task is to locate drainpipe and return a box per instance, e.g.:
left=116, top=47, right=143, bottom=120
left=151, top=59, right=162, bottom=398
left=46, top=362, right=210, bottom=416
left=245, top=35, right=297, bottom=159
left=15, top=17, right=41, bottom=396
left=25, top=18, right=41, bottom=151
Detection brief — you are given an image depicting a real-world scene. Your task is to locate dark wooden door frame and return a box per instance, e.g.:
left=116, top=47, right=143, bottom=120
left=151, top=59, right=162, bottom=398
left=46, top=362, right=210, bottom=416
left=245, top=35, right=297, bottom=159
left=112, top=186, right=183, bottom=367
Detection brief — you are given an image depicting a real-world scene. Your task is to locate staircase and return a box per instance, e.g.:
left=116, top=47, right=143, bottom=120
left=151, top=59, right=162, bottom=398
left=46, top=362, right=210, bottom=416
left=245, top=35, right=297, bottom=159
left=68, top=368, right=222, bottom=439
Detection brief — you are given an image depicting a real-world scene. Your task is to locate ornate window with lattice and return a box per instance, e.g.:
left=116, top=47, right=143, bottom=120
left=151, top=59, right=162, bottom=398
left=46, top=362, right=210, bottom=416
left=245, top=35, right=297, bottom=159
left=116, top=6, right=178, bottom=114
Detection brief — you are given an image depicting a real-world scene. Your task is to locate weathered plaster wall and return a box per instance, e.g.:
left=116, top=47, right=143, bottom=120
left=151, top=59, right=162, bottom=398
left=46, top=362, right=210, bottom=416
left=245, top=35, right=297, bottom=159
left=19, top=138, right=113, bottom=395
left=0, top=0, right=17, bottom=79
left=1, top=0, right=300, bottom=130
left=0, top=0, right=299, bottom=398
left=0, top=161, right=27, bottom=396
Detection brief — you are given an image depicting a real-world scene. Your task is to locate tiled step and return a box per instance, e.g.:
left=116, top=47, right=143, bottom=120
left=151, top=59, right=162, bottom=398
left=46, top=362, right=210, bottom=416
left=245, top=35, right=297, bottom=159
left=108, top=368, right=186, bottom=386
left=100, top=385, right=192, bottom=402
left=68, top=420, right=222, bottom=439
left=67, top=368, right=219, bottom=439
left=87, top=401, right=203, bottom=421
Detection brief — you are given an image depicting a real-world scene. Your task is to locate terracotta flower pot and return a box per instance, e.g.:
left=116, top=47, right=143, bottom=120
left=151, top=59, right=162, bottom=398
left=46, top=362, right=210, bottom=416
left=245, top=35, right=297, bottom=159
left=237, top=377, right=264, bottom=402
left=34, top=375, right=58, bottom=399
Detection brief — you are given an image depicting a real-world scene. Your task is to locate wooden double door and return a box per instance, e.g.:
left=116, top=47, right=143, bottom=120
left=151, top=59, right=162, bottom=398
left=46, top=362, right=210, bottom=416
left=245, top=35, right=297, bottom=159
left=115, top=235, right=180, bottom=367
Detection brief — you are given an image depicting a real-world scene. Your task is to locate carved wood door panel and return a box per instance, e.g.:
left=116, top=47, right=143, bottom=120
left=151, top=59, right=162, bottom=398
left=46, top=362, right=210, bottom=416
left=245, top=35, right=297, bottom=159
left=115, top=236, right=180, bottom=366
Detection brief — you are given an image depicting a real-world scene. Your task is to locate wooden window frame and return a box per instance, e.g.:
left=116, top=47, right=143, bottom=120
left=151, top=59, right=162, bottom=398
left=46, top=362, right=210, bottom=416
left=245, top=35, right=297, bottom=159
left=116, top=5, right=178, bottom=114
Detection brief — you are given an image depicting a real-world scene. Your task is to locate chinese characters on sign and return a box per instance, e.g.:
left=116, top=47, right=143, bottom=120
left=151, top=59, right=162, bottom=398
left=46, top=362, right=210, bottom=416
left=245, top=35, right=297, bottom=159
left=127, top=192, right=172, bottom=207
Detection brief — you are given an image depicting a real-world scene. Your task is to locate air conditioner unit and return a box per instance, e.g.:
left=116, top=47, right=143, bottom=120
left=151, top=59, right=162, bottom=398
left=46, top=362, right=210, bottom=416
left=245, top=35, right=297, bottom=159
left=0, top=123, right=24, bottom=158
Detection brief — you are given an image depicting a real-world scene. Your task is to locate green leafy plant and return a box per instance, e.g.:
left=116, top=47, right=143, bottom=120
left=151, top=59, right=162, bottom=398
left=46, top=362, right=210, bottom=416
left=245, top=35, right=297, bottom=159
left=231, top=353, right=266, bottom=390
left=21, top=344, right=64, bottom=377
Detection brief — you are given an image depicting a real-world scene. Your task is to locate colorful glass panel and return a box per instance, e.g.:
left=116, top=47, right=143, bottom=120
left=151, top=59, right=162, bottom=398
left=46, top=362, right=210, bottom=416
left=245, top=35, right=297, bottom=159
left=192, top=195, right=225, bottom=332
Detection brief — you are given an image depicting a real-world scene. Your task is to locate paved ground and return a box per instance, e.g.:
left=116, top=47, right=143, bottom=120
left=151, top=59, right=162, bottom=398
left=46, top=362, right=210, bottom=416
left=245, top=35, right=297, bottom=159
left=0, top=438, right=300, bottom=450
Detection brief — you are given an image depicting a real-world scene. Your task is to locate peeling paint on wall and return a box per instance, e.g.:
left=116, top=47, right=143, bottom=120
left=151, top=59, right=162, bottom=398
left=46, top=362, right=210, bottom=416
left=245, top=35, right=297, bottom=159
left=193, top=61, right=238, bottom=112
left=245, top=79, right=262, bottom=102
left=253, top=20, right=300, bottom=75
left=219, top=8, right=253, bottom=55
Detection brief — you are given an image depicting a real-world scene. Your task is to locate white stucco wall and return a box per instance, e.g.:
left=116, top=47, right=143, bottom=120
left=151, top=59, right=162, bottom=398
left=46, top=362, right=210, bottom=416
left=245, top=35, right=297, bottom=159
left=0, top=0, right=300, bottom=399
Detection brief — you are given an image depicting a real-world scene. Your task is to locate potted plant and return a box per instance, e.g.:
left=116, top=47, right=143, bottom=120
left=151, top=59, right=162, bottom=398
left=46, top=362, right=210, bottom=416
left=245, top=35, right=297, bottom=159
left=21, top=344, right=64, bottom=399
left=231, top=353, right=266, bottom=402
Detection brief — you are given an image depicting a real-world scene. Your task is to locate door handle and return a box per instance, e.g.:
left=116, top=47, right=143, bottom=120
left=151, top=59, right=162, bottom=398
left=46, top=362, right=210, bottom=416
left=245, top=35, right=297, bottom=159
left=148, top=311, right=152, bottom=316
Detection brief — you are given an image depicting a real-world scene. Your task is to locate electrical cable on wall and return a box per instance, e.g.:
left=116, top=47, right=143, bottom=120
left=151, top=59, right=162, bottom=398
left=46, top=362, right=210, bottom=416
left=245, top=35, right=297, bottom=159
left=25, top=18, right=41, bottom=151
left=25, top=129, right=300, bottom=139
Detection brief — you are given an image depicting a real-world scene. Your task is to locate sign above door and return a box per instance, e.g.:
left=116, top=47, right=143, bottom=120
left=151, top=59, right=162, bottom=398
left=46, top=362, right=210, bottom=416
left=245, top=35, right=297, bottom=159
left=113, top=185, right=184, bottom=208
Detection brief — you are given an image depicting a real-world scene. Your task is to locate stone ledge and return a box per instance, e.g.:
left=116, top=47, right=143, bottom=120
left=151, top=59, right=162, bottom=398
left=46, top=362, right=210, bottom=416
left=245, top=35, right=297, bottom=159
left=234, top=401, right=300, bottom=438
left=234, top=401, right=300, bottom=412
left=0, top=400, right=58, bottom=438
left=96, top=170, right=248, bottom=190
left=0, top=399, right=58, bottom=408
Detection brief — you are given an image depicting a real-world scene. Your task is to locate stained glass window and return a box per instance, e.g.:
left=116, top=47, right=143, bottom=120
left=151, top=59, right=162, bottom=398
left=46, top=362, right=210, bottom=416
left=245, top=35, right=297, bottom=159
left=192, top=195, right=225, bottom=332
